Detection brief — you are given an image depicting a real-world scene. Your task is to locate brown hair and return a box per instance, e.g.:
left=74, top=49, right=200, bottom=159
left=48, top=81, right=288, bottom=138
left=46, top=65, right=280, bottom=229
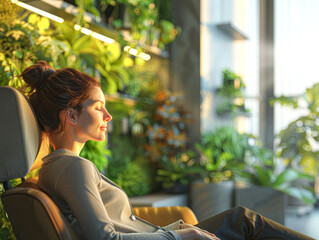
left=21, top=61, right=101, bottom=135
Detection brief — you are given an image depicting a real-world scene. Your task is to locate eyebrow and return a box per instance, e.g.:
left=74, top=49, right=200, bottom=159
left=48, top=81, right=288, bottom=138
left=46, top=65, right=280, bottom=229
left=95, top=100, right=105, bottom=104
left=87, top=99, right=105, bottom=105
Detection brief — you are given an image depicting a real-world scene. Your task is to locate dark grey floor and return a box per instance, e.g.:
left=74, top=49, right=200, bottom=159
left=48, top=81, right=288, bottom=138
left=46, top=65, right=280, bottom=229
left=285, top=207, right=319, bottom=239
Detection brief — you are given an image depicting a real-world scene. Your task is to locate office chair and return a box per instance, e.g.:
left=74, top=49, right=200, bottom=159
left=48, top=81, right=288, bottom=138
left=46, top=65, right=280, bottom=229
left=0, top=86, right=198, bottom=240
left=0, top=86, right=78, bottom=240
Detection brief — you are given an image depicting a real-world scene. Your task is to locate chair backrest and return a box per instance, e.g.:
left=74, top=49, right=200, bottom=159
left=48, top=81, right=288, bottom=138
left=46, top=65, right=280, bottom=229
left=0, top=86, right=40, bottom=183
left=0, top=86, right=78, bottom=240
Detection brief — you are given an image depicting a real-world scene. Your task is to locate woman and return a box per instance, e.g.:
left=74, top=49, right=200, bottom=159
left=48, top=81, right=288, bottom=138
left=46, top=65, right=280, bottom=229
left=21, top=61, right=313, bottom=240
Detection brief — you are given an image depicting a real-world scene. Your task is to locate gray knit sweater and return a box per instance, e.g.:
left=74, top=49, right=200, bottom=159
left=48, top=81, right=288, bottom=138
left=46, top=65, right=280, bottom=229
left=38, top=149, right=182, bottom=240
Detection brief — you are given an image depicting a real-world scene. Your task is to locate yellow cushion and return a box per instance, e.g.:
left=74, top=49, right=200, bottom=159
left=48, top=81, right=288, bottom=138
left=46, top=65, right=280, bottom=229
left=133, top=206, right=198, bottom=227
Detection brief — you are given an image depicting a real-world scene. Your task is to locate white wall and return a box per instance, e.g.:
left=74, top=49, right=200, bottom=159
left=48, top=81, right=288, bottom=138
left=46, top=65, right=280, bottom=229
left=200, top=0, right=260, bottom=135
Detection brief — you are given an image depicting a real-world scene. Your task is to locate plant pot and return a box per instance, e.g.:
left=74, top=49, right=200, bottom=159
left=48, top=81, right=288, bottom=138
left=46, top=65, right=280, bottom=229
left=163, top=181, right=188, bottom=194
left=190, top=180, right=234, bottom=221
left=285, top=179, right=315, bottom=216
left=286, top=195, right=314, bottom=217
left=235, top=185, right=286, bottom=225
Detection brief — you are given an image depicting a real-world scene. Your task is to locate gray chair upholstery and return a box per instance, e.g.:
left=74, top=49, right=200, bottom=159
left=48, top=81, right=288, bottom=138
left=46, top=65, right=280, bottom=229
left=0, top=86, right=78, bottom=240
left=0, top=86, right=40, bottom=183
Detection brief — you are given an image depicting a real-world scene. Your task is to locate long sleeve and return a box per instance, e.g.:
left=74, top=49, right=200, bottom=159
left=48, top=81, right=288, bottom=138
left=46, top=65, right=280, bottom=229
left=54, top=159, right=181, bottom=240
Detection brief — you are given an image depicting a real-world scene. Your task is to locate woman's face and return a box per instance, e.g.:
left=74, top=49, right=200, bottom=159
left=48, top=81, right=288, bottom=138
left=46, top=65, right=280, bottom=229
left=75, top=87, right=112, bottom=143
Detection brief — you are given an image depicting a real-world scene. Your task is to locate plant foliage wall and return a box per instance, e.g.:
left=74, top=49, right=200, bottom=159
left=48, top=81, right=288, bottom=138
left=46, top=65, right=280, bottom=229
left=0, top=0, right=181, bottom=238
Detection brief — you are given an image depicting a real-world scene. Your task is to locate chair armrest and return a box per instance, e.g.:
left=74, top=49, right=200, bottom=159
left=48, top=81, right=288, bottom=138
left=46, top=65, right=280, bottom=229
left=133, top=206, right=198, bottom=227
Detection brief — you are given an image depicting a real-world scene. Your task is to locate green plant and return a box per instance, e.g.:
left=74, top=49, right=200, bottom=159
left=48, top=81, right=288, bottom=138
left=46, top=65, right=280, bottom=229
left=80, top=140, right=111, bottom=174
left=0, top=21, right=38, bottom=88
left=0, top=0, right=19, bottom=26
left=221, top=69, right=245, bottom=95
left=74, top=0, right=180, bottom=48
left=104, top=97, right=157, bottom=196
left=193, top=124, right=317, bottom=204
left=107, top=155, right=155, bottom=197
left=239, top=141, right=316, bottom=205
left=217, top=69, right=250, bottom=115
left=156, top=151, right=201, bottom=193
left=194, top=126, right=247, bottom=183
left=97, top=0, right=181, bottom=48
left=38, top=21, right=129, bottom=94
left=270, top=83, right=319, bottom=176
left=105, top=87, right=194, bottom=194
left=106, top=132, right=156, bottom=196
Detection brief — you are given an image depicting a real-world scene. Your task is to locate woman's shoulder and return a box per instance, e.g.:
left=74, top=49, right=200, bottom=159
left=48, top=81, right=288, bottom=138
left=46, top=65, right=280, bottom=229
left=40, top=149, right=100, bottom=178
left=42, top=149, right=94, bottom=166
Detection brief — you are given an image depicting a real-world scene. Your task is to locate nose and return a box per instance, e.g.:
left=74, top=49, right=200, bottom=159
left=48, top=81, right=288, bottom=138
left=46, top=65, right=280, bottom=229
left=103, top=108, right=112, bottom=122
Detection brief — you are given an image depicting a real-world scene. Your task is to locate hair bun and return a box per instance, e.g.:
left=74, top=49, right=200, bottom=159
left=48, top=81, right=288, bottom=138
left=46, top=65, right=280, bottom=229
left=21, top=61, right=55, bottom=91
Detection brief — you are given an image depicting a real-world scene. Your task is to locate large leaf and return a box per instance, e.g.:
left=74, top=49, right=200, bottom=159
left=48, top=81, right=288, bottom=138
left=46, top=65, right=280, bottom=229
left=273, top=169, right=314, bottom=188
left=273, top=169, right=300, bottom=187
left=111, top=65, right=129, bottom=84
left=72, top=35, right=92, bottom=53
left=280, top=187, right=316, bottom=205
left=255, top=166, right=272, bottom=186
left=106, top=42, right=122, bottom=63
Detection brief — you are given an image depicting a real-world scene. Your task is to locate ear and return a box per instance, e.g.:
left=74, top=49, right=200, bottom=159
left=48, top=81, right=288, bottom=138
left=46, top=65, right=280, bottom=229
left=65, top=108, right=78, bottom=125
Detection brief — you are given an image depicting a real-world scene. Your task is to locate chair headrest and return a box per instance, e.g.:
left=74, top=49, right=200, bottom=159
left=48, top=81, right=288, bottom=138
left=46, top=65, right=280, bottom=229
left=0, top=87, right=40, bottom=182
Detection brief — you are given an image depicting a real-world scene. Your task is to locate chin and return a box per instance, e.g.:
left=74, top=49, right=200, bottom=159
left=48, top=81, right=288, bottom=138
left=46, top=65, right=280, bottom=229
left=95, top=134, right=106, bottom=142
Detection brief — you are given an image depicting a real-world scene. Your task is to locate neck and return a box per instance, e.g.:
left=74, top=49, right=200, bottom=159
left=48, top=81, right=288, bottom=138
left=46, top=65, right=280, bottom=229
left=50, top=131, right=85, bottom=156
left=53, top=142, right=85, bottom=156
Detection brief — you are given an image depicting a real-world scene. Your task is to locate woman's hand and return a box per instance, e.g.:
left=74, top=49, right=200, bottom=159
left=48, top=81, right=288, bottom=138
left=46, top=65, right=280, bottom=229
left=175, top=224, right=220, bottom=240
left=180, top=223, right=218, bottom=238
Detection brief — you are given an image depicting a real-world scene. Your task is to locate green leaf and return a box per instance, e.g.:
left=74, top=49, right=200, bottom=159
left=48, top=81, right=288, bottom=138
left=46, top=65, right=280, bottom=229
left=72, top=35, right=92, bottom=53
left=273, top=169, right=313, bottom=188
left=106, top=43, right=122, bottom=63
left=280, top=187, right=316, bottom=205
left=37, top=17, right=50, bottom=33
left=111, top=65, right=129, bottom=84
left=269, top=96, right=299, bottom=108
left=27, top=13, right=40, bottom=25
left=255, top=166, right=272, bottom=186
left=112, top=19, right=123, bottom=28
left=13, top=50, right=22, bottom=59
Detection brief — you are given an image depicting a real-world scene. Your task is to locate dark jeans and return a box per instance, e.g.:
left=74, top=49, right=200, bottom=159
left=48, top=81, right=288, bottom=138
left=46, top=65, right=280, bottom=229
left=196, top=206, right=314, bottom=240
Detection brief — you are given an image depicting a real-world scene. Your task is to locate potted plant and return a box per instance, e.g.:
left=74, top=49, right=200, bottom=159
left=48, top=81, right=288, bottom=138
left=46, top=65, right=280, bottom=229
left=235, top=135, right=316, bottom=224
left=217, top=69, right=250, bottom=116
left=156, top=151, right=201, bottom=194
left=270, top=82, right=319, bottom=211
left=189, top=126, right=247, bottom=221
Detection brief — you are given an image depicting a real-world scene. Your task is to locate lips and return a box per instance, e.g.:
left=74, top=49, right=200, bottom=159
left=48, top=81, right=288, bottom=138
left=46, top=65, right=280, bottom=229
left=100, top=126, right=107, bottom=131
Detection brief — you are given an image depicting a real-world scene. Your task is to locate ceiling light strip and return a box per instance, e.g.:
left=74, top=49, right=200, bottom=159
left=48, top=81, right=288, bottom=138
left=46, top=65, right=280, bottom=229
left=13, top=1, right=150, bottom=61
left=74, top=25, right=115, bottom=44
left=12, top=0, right=64, bottom=23
left=124, top=46, right=151, bottom=61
